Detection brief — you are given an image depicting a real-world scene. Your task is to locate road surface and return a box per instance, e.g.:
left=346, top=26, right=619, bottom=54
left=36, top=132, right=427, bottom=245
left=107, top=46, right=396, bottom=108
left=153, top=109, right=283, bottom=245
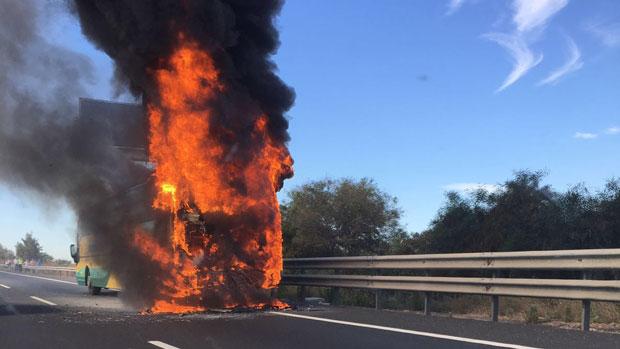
left=1, top=270, right=618, bottom=349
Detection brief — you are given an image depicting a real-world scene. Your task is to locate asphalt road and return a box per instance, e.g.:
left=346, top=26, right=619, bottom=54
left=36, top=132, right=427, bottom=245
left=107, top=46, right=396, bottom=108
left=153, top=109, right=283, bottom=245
left=1, top=270, right=619, bottom=349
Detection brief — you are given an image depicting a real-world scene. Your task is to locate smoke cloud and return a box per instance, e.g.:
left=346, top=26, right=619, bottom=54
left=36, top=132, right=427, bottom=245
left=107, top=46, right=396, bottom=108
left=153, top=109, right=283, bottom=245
left=0, top=0, right=156, bottom=306
left=0, top=0, right=118, bottom=225
left=71, top=0, right=294, bottom=144
left=69, top=0, right=295, bottom=309
left=0, top=0, right=294, bottom=309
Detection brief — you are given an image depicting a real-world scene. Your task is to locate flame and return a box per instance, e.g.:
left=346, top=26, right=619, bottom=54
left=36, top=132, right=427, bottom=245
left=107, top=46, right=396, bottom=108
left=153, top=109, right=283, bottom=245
left=138, top=36, right=292, bottom=313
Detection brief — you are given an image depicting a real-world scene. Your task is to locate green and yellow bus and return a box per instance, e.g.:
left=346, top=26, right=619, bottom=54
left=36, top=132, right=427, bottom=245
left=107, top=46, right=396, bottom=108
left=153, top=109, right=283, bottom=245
left=69, top=98, right=148, bottom=295
left=69, top=181, right=156, bottom=295
left=70, top=236, right=121, bottom=295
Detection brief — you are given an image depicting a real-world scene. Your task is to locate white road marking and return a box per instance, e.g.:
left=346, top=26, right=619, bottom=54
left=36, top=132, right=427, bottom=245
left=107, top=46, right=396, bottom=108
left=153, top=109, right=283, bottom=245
left=0, top=270, right=76, bottom=285
left=0, top=283, right=10, bottom=289
left=269, top=312, right=541, bottom=349
left=148, top=341, right=181, bottom=349
left=30, top=296, right=57, bottom=306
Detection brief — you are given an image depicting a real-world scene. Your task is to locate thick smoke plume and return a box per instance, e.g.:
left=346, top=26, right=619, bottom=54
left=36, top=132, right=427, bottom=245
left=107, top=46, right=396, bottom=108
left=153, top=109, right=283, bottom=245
left=0, top=0, right=294, bottom=309
left=69, top=0, right=295, bottom=309
left=0, top=1, right=133, bottom=233
left=72, top=0, right=294, bottom=144
left=0, top=0, right=157, bottom=305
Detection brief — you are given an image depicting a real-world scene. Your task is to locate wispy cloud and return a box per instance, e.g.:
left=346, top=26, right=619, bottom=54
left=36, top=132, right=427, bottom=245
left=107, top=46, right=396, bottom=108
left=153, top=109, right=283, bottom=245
left=539, top=36, right=583, bottom=85
left=512, top=0, right=568, bottom=33
left=443, top=183, right=502, bottom=193
left=484, top=0, right=568, bottom=92
left=605, top=126, right=620, bottom=135
left=483, top=33, right=543, bottom=92
left=587, top=21, right=620, bottom=48
left=574, top=132, right=598, bottom=140
left=446, top=0, right=466, bottom=15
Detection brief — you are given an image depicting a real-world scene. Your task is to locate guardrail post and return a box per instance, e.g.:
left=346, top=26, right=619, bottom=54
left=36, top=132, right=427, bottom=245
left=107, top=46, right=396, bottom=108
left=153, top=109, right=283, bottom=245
left=491, top=271, right=499, bottom=322
left=297, top=270, right=306, bottom=302
left=423, top=271, right=431, bottom=316
left=270, top=287, right=278, bottom=301
left=582, top=300, right=591, bottom=332
left=582, top=271, right=592, bottom=332
left=331, top=287, right=341, bottom=305
left=491, top=296, right=499, bottom=322
left=298, top=285, right=306, bottom=302
left=375, top=289, right=382, bottom=310
left=331, top=269, right=341, bottom=305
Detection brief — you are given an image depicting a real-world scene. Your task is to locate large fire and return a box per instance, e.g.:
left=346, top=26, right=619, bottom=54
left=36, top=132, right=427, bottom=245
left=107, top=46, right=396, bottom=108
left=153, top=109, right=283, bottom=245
left=136, top=36, right=293, bottom=313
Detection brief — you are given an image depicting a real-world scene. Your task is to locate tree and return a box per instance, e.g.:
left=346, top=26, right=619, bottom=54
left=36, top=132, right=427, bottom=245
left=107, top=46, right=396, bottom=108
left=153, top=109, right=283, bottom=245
left=281, top=172, right=620, bottom=258
left=598, top=179, right=620, bottom=245
left=421, top=191, right=488, bottom=253
left=480, top=171, right=563, bottom=251
left=415, top=171, right=620, bottom=254
left=282, top=178, right=404, bottom=257
left=53, top=259, right=73, bottom=266
left=15, top=233, right=43, bottom=261
left=0, top=243, right=15, bottom=261
left=417, top=171, right=564, bottom=252
left=39, top=252, right=54, bottom=263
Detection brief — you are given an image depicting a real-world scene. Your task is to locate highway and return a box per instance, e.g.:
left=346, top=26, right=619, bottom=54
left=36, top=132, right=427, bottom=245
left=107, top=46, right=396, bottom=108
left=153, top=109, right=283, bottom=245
left=1, top=270, right=619, bottom=349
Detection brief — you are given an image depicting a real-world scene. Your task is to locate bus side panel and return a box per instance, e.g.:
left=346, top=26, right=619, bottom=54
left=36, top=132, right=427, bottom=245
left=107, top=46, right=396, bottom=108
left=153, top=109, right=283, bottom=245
left=76, top=259, right=118, bottom=289
left=77, top=235, right=111, bottom=289
left=106, top=274, right=121, bottom=290
left=76, top=261, right=87, bottom=286
left=88, top=267, right=111, bottom=288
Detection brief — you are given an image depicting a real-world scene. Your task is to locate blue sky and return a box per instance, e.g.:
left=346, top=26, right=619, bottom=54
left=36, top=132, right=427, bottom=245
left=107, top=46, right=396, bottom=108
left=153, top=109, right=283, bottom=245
left=1, top=0, right=619, bottom=259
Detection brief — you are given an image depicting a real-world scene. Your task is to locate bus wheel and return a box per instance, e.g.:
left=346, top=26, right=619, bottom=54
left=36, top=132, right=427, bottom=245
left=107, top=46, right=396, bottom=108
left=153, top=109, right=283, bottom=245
left=88, top=279, right=102, bottom=295
left=85, top=267, right=101, bottom=295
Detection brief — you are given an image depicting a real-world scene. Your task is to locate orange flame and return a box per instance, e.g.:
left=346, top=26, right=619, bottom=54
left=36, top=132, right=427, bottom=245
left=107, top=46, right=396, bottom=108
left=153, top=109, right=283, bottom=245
left=139, top=37, right=292, bottom=313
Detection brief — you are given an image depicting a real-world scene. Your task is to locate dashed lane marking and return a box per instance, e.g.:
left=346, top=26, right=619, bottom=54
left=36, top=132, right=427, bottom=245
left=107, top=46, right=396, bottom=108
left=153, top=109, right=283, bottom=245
left=30, top=296, right=57, bottom=306
left=148, top=341, right=181, bottom=349
left=269, top=311, right=541, bottom=349
left=0, top=283, right=10, bottom=289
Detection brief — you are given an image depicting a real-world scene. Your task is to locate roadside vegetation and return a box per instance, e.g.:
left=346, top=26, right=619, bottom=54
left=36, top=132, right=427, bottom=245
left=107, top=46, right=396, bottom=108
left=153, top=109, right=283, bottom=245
left=1, top=233, right=73, bottom=266
left=282, top=170, right=620, bottom=257
left=0, top=243, right=15, bottom=262
left=280, top=170, right=620, bottom=331
left=3, top=170, right=619, bottom=329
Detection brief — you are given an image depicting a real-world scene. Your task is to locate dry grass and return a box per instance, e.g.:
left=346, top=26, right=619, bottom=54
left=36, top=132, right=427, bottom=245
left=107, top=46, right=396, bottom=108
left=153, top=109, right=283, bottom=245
left=278, top=286, right=620, bottom=333
left=415, top=295, right=620, bottom=333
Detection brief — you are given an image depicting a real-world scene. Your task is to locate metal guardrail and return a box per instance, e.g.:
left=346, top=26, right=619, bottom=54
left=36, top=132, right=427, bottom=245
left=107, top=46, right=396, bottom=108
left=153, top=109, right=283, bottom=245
left=284, top=248, right=620, bottom=270
left=20, top=265, right=76, bottom=281
left=281, top=248, right=620, bottom=332
left=282, top=275, right=620, bottom=302
left=23, top=266, right=75, bottom=272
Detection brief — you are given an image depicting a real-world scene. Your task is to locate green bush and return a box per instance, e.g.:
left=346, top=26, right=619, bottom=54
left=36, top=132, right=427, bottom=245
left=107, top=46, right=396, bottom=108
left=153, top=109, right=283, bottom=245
left=563, top=306, right=575, bottom=322
left=525, top=306, right=540, bottom=324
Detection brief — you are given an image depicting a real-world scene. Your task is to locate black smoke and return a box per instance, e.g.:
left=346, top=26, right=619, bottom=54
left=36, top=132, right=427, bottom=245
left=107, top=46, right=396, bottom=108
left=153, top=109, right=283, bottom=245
left=71, top=0, right=294, bottom=144
left=0, top=0, right=159, bottom=307
left=0, top=0, right=294, bottom=309
left=68, top=0, right=295, bottom=309
left=0, top=0, right=130, bottom=232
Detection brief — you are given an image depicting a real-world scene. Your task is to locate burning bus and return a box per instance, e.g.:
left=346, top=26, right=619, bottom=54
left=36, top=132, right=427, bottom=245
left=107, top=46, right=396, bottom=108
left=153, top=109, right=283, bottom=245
left=66, top=1, right=295, bottom=313
left=70, top=92, right=292, bottom=311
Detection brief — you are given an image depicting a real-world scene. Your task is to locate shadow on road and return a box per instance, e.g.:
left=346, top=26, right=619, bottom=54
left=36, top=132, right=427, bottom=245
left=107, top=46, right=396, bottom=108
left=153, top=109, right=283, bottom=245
left=93, top=290, right=120, bottom=298
left=0, top=304, right=62, bottom=316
